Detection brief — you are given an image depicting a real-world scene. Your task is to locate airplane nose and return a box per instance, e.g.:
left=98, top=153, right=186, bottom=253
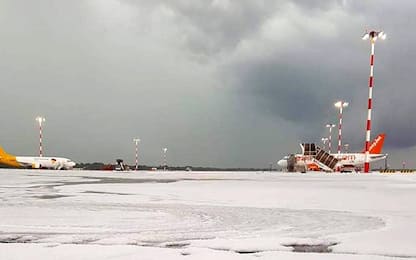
left=277, top=159, right=287, bottom=167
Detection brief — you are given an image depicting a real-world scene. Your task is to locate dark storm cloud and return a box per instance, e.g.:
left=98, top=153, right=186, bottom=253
left=218, top=0, right=366, bottom=140
left=157, top=0, right=416, bottom=151
left=148, top=0, right=349, bottom=56
left=232, top=59, right=329, bottom=123
left=145, top=1, right=362, bottom=125
left=138, top=1, right=280, bottom=55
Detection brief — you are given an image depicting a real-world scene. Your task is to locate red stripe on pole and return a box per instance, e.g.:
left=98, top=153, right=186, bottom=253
left=364, top=162, right=370, bottom=172
left=370, top=55, right=374, bottom=65
left=368, top=98, right=372, bottom=109
left=365, top=140, right=370, bottom=151
left=369, top=76, right=373, bottom=87
left=366, top=120, right=371, bottom=131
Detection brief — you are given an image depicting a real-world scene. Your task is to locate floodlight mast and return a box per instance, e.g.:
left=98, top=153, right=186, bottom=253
left=163, top=148, right=168, bottom=171
left=133, top=138, right=140, bottom=171
left=35, top=116, right=46, bottom=157
left=325, top=123, right=336, bottom=154
left=362, top=30, right=386, bottom=173
left=321, top=137, right=329, bottom=151
left=334, top=101, right=349, bottom=154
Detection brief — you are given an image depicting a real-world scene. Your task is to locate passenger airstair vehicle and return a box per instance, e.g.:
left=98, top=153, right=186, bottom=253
left=302, top=143, right=338, bottom=172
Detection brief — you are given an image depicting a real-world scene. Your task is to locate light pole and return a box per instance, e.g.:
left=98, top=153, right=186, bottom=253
left=334, top=101, right=349, bottom=154
left=362, top=30, right=386, bottom=173
left=163, top=147, right=168, bottom=171
left=321, top=137, right=329, bottom=151
left=35, top=116, right=46, bottom=157
left=133, top=138, right=140, bottom=171
left=326, top=124, right=336, bottom=154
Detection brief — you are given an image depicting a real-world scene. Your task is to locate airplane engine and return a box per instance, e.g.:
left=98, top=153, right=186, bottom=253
left=32, top=162, right=41, bottom=169
left=54, top=161, right=64, bottom=170
left=287, top=154, right=296, bottom=172
left=285, top=155, right=307, bottom=173
left=295, top=162, right=307, bottom=173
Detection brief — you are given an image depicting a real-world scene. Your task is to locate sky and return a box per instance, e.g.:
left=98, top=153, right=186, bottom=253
left=1, top=0, right=415, bottom=168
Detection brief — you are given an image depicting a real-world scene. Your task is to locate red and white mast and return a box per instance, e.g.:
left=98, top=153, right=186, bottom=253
left=362, top=30, right=386, bottom=173
left=334, top=101, right=349, bottom=154
left=133, top=138, right=140, bottom=171
left=163, top=147, right=168, bottom=171
left=326, top=123, right=336, bottom=154
left=36, top=116, right=45, bottom=157
left=321, top=137, right=329, bottom=151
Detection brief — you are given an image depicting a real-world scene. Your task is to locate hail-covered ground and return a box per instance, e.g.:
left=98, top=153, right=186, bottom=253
left=0, top=169, right=415, bottom=259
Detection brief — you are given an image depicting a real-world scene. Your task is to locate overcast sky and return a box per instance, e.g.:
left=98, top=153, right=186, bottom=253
left=1, top=0, right=415, bottom=168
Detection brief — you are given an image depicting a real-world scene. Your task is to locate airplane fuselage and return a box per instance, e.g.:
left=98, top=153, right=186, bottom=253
left=277, top=133, right=387, bottom=171
left=0, top=147, right=76, bottom=170
left=15, top=156, right=76, bottom=170
left=278, top=153, right=387, bottom=170
left=300, top=152, right=385, bottom=166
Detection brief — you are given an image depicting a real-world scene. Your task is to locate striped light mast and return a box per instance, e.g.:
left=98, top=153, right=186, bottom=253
left=362, top=30, right=386, bottom=173
left=321, top=137, right=329, bottom=151
left=133, top=138, right=140, bottom=171
left=334, top=101, right=349, bottom=154
left=35, top=116, right=46, bottom=157
left=325, top=124, right=336, bottom=154
left=163, top=147, right=168, bottom=171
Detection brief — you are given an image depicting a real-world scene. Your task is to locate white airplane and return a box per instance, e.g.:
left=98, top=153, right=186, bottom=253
left=278, top=133, right=387, bottom=172
left=0, top=146, right=76, bottom=170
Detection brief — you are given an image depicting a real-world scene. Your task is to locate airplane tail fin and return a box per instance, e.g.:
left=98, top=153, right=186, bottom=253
left=367, top=133, right=386, bottom=154
left=0, top=146, right=13, bottom=158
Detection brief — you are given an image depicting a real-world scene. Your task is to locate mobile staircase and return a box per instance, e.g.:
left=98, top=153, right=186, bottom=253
left=302, top=143, right=338, bottom=172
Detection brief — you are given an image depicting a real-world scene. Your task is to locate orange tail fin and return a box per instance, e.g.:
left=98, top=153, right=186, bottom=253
left=0, top=146, right=10, bottom=157
left=0, top=146, right=16, bottom=158
left=368, top=133, right=385, bottom=154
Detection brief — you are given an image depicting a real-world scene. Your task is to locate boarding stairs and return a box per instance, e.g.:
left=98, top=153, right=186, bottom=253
left=302, top=143, right=338, bottom=172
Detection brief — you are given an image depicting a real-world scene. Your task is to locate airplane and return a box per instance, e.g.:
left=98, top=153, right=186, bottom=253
left=277, top=133, right=387, bottom=172
left=0, top=146, right=76, bottom=170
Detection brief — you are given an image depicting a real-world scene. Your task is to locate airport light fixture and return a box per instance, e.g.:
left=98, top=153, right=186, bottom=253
left=35, top=116, right=46, bottom=157
left=334, top=101, right=349, bottom=154
left=362, top=30, right=386, bottom=173
left=133, top=138, right=140, bottom=171
left=163, top=147, right=168, bottom=171
left=325, top=124, right=336, bottom=154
